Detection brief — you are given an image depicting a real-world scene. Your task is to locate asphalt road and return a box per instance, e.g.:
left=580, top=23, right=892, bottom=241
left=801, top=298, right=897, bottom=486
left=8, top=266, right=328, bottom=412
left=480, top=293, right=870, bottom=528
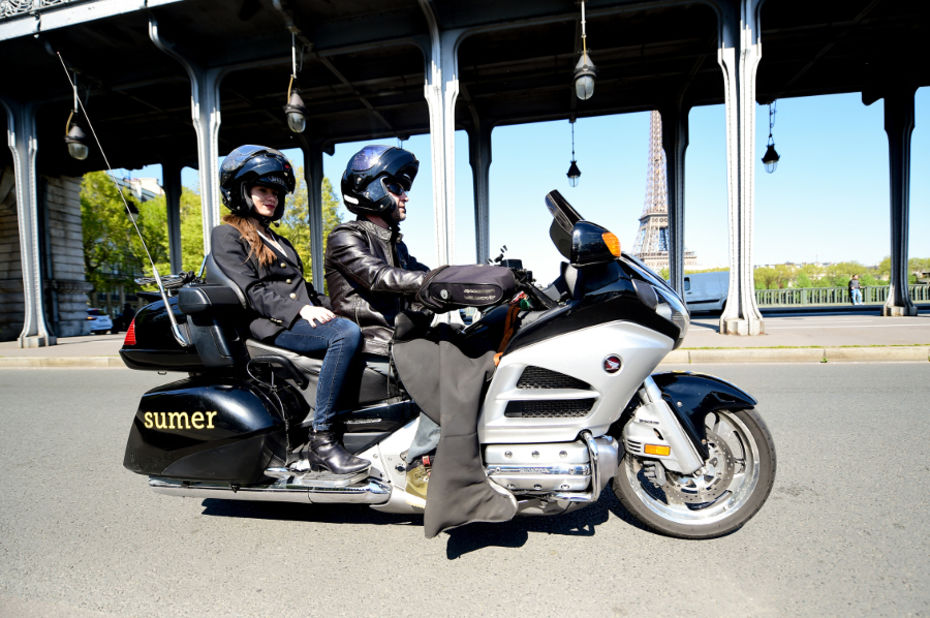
left=1, top=365, right=928, bottom=617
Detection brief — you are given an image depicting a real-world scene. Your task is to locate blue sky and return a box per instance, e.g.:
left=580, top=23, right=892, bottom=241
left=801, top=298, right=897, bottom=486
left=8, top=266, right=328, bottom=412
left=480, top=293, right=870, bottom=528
left=119, top=88, right=928, bottom=284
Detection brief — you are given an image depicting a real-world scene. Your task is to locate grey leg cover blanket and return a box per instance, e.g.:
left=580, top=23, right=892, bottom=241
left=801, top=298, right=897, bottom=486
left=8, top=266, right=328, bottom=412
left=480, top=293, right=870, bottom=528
left=393, top=333, right=518, bottom=538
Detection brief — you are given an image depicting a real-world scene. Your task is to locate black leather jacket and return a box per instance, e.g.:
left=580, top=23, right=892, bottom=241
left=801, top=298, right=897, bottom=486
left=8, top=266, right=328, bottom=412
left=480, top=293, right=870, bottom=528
left=324, top=219, right=430, bottom=355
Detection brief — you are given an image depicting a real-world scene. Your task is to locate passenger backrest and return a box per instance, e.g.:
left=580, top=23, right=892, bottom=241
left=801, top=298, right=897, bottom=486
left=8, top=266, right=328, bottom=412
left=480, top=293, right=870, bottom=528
left=171, top=253, right=251, bottom=369
left=204, top=253, right=247, bottom=308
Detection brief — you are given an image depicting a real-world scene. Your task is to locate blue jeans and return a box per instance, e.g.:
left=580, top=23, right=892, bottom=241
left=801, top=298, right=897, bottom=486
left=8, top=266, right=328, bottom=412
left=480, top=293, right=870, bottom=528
left=851, top=289, right=862, bottom=305
left=273, top=317, right=362, bottom=431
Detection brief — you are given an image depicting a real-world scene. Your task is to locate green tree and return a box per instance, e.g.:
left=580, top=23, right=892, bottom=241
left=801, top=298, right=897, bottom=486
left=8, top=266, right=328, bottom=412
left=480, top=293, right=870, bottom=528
left=277, top=171, right=343, bottom=285
left=796, top=269, right=812, bottom=288
left=81, top=172, right=168, bottom=304
left=178, top=188, right=204, bottom=271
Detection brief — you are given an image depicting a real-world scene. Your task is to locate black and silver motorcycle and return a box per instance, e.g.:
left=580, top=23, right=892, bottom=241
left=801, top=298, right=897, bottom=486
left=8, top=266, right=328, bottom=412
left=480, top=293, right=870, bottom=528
left=121, top=190, right=775, bottom=539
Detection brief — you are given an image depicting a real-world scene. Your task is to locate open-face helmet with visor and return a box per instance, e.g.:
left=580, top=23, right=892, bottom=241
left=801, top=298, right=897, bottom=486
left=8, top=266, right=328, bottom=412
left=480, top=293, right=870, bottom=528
left=341, top=145, right=418, bottom=216
left=219, top=145, right=296, bottom=222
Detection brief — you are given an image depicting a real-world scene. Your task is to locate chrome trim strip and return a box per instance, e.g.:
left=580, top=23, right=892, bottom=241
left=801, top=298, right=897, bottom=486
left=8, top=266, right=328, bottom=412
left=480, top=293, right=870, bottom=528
left=486, top=464, right=590, bottom=476
left=581, top=430, right=601, bottom=502
left=148, top=477, right=392, bottom=505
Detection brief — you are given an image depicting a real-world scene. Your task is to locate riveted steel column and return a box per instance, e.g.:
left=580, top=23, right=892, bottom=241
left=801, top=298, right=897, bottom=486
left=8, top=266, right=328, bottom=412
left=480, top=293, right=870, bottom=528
left=420, top=1, right=463, bottom=266
left=301, top=144, right=325, bottom=289
left=162, top=161, right=183, bottom=273
left=149, top=17, right=222, bottom=256
left=469, top=123, right=492, bottom=264
left=661, top=102, right=690, bottom=297
left=2, top=99, right=55, bottom=347
left=716, top=0, right=764, bottom=335
left=881, top=88, right=917, bottom=316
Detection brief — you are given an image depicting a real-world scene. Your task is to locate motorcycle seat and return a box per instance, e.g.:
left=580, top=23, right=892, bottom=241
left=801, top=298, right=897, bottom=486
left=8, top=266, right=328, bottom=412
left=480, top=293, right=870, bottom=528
left=246, top=339, right=324, bottom=374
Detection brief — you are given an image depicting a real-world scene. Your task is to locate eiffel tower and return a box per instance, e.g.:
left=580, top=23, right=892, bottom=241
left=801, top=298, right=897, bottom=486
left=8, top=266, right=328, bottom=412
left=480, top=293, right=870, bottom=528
left=632, top=110, right=697, bottom=272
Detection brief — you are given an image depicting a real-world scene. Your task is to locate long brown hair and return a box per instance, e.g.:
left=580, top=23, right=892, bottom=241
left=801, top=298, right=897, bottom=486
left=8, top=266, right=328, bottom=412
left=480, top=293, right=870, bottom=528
left=222, top=214, right=277, bottom=267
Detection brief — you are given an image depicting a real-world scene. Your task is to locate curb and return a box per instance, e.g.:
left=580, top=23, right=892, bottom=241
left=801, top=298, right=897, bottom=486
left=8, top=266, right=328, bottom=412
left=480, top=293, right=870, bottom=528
left=1, top=346, right=928, bottom=369
left=663, top=346, right=930, bottom=364
left=0, top=356, right=127, bottom=369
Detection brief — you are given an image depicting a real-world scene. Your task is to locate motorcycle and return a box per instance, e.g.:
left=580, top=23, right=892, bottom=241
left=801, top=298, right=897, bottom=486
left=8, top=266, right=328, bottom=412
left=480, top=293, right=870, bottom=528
left=120, top=189, right=775, bottom=539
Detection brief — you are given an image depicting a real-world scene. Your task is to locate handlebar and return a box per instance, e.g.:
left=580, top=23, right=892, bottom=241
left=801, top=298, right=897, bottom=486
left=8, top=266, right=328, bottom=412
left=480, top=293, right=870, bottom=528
left=509, top=267, right=557, bottom=310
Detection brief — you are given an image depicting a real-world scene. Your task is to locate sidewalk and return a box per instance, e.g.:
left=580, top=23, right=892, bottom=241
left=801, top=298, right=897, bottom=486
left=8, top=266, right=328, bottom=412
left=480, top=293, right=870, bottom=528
left=0, top=311, right=928, bottom=368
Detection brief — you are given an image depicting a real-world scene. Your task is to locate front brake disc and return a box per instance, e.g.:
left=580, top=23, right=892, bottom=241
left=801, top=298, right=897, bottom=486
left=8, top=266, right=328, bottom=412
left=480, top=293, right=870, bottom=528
left=665, top=429, right=736, bottom=504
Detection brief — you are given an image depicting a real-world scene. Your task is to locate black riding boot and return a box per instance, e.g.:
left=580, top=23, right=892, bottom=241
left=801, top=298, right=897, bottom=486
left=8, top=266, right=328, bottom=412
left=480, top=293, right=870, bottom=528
left=297, top=430, right=369, bottom=475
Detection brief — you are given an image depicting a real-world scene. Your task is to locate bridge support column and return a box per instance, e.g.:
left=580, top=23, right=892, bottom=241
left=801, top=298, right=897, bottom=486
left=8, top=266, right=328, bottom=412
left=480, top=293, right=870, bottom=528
left=468, top=122, right=492, bottom=264
left=299, top=142, right=327, bottom=288
left=660, top=101, right=690, bottom=297
left=716, top=0, right=764, bottom=335
left=421, top=1, right=464, bottom=266
left=150, top=18, right=223, bottom=256
left=2, top=99, right=55, bottom=347
left=163, top=161, right=183, bottom=274
left=879, top=88, right=917, bottom=317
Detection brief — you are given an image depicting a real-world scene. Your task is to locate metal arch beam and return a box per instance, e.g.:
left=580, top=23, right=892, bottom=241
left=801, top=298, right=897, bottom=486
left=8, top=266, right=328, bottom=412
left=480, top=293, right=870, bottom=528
left=298, top=141, right=326, bottom=290
left=2, top=98, right=55, bottom=347
left=419, top=0, right=465, bottom=267
left=162, top=160, right=183, bottom=274
left=661, top=51, right=706, bottom=296
left=878, top=87, right=917, bottom=317
left=149, top=17, right=223, bottom=256
left=716, top=0, right=765, bottom=336
left=468, top=120, right=492, bottom=265
left=458, top=82, right=492, bottom=265
left=660, top=99, right=690, bottom=297
left=270, top=0, right=404, bottom=140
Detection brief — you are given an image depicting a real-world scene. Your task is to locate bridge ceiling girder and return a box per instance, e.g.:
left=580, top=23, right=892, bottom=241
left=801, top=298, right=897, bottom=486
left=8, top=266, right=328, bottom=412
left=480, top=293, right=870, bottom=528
left=0, top=0, right=927, bottom=175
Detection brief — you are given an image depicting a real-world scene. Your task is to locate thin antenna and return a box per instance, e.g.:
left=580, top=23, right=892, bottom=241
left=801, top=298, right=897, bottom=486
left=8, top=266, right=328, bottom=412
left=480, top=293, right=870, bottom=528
left=56, top=52, right=191, bottom=347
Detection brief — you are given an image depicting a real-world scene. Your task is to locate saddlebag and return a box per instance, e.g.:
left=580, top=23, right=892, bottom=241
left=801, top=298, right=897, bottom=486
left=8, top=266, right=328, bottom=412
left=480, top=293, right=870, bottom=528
left=123, top=375, right=300, bottom=484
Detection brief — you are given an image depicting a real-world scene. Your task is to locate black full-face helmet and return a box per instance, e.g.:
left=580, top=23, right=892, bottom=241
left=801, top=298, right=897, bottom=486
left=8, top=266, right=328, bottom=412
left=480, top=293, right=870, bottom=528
left=219, top=145, right=296, bottom=222
left=341, top=145, right=419, bottom=216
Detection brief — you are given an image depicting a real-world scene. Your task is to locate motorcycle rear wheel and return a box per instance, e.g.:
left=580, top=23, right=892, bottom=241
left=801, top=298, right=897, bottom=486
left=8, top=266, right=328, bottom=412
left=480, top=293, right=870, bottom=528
left=612, top=408, right=775, bottom=539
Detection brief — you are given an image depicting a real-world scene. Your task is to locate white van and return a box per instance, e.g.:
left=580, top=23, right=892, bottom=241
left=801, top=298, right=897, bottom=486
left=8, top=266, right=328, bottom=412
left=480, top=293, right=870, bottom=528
left=682, top=271, right=729, bottom=312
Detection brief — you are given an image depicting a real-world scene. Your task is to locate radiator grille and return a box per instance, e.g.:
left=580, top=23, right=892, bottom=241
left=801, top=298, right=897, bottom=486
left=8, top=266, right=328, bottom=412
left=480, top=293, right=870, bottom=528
left=516, top=366, right=590, bottom=390
left=504, top=398, right=596, bottom=418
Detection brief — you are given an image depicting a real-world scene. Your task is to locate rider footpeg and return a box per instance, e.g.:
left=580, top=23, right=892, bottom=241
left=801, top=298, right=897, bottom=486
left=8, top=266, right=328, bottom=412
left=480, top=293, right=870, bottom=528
left=265, top=466, right=370, bottom=488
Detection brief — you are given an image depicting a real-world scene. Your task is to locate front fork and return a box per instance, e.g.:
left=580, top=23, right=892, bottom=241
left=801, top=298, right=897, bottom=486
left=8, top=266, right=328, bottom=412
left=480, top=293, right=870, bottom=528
left=622, top=376, right=704, bottom=474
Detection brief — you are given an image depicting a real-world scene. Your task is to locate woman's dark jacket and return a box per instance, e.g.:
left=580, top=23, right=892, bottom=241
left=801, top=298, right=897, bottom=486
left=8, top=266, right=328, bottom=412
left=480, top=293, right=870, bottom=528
left=211, top=223, right=322, bottom=341
left=324, top=219, right=429, bottom=355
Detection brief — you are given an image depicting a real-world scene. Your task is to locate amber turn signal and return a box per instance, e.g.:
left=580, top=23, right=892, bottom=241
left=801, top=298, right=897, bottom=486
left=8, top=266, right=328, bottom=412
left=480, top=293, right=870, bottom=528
left=602, top=232, right=621, bottom=257
left=644, top=444, right=671, bottom=456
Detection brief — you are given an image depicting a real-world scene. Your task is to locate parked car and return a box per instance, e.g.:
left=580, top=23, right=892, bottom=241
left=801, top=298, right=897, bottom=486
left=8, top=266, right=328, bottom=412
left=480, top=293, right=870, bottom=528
left=84, top=308, right=113, bottom=335
left=682, top=271, right=729, bottom=313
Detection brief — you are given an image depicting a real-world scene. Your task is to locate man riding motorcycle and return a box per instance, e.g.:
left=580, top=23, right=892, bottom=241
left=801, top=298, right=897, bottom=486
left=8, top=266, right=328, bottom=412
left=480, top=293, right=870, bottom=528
left=324, top=145, right=430, bottom=357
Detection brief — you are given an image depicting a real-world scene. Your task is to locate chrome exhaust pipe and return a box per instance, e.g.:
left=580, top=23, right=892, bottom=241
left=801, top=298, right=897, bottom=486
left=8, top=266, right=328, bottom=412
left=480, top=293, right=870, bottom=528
left=149, top=476, right=392, bottom=505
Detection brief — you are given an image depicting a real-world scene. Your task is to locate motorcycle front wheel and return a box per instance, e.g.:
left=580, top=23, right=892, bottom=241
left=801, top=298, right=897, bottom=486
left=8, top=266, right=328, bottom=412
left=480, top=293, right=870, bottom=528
left=612, top=408, right=775, bottom=539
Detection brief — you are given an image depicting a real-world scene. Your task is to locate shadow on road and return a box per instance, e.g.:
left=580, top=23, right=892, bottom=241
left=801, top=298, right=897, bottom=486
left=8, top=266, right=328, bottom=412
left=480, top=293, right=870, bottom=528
left=199, top=499, right=421, bottom=527
left=199, top=488, right=656, bottom=559
left=444, top=491, right=651, bottom=559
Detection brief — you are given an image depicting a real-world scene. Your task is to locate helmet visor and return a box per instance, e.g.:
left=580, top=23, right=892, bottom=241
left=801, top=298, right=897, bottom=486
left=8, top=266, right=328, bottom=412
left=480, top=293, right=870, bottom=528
left=382, top=177, right=407, bottom=197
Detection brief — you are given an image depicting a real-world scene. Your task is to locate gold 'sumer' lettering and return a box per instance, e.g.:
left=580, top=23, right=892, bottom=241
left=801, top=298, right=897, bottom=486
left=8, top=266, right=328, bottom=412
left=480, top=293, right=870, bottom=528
left=142, top=411, right=218, bottom=430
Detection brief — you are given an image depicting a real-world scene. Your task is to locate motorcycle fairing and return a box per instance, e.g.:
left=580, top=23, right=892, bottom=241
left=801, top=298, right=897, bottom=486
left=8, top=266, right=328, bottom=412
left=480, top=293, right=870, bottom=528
left=480, top=319, right=672, bottom=444
left=505, top=278, right=680, bottom=355
left=649, top=372, right=758, bottom=459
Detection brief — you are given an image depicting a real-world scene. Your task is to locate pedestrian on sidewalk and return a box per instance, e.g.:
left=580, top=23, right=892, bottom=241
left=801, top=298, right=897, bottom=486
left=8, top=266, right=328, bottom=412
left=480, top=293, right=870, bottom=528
left=848, top=274, right=862, bottom=305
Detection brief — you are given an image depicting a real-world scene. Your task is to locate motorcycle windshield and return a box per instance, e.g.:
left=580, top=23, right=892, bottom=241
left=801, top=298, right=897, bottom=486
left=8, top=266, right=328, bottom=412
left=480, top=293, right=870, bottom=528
left=545, top=190, right=583, bottom=260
